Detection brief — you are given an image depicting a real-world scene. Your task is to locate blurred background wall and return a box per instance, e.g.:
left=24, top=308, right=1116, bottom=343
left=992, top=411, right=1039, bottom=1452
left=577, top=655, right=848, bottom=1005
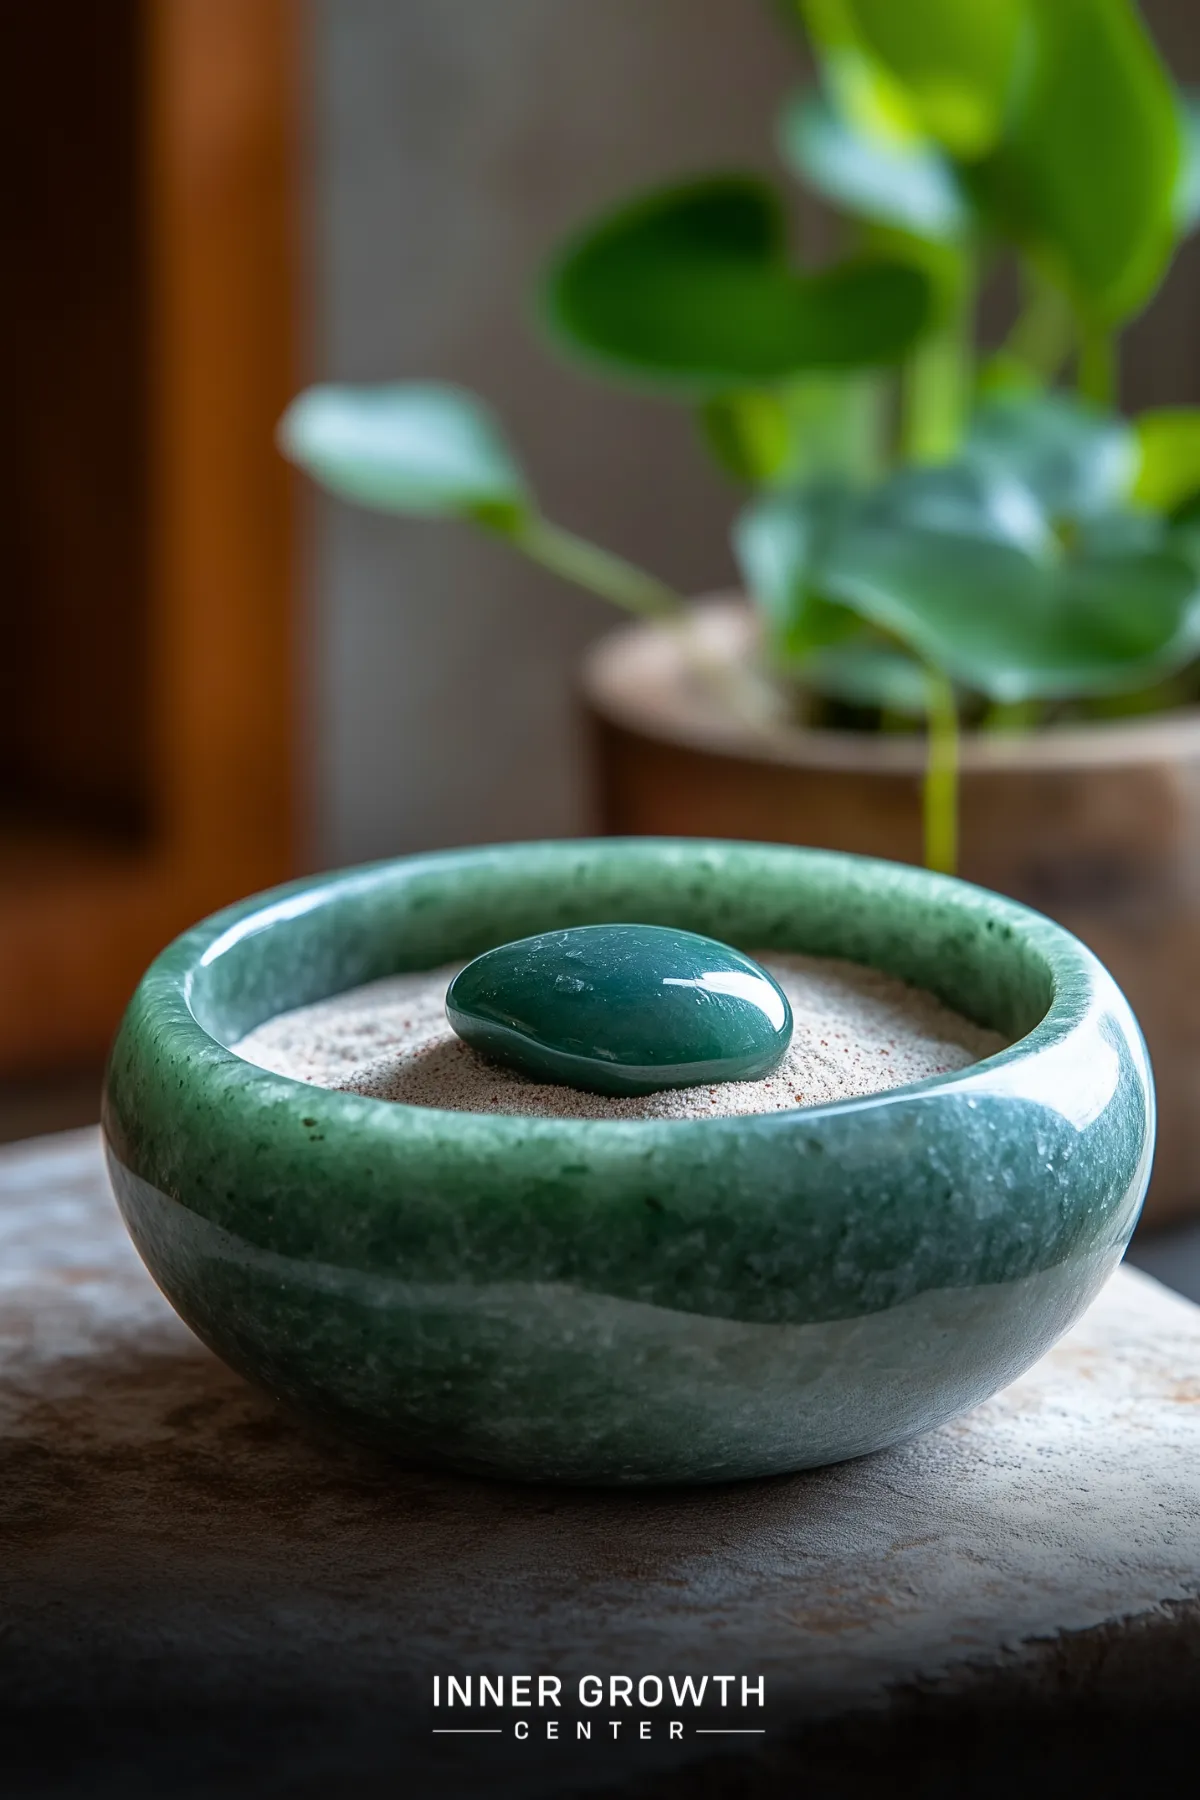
left=310, top=0, right=1200, bottom=870
left=310, top=0, right=802, bottom=864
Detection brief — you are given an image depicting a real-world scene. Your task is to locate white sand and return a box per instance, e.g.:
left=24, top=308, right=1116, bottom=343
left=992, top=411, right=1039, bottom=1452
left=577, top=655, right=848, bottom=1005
left=233, top=953, right=1006, bottom=1120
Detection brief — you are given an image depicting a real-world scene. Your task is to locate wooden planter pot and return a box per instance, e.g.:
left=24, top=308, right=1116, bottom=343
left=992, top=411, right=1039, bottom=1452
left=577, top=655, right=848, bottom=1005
left=583, top=599, right=1200, bottom=1228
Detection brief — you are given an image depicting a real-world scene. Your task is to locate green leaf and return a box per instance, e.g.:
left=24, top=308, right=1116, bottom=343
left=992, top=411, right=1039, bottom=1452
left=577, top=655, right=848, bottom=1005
left=1074, top=508, right=1167, bottom=557
left=778, top=88, right=970, bottom=241
left=963, top=391, right=1137, bottom=522
left=734, top=482, right=861, bottom=659
left=797, top=5, right=917, bottom=126
left=1169, top=493, right=1200, bottom=572
left=778, top=371, right=890, bottom=487
left=541, top=176, right=932, bottom=392
left=863, top=461, right=1053, bottom=558
left=702, top=371, right=887, bottom=487
left=700, top=392, right=794, bottom=484
left=821, top=477, right=1200, bottom=701
left=1134, top=407, right=1200, bottom=514
left=797, top=644, right=933, bottom=714
left=278, top=384, right=529, bottom=529
left=839, top=0, right=1030, bottom=158
left=969, top=0, right=1181, bottom=325
left=736, top=459, right=1200, bottom=709
left=1174, top=92, right=1200, bottom=232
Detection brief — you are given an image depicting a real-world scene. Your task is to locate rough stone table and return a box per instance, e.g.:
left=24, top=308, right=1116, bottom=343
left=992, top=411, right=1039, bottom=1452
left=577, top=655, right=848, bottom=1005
left=2, top=1129, right=1199, bottom=1798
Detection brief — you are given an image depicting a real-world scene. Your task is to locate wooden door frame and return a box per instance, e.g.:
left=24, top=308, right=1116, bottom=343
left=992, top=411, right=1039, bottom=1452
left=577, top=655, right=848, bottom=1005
left=0, top=0, right=300, bottom=1074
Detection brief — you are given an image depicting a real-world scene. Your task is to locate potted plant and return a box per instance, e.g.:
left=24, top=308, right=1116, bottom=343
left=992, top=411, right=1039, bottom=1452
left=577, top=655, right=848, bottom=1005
left=279, top=0, right=1200, bottom=1223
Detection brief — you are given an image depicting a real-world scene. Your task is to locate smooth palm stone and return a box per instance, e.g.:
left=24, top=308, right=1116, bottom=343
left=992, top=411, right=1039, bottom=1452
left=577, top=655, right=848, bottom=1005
left=445, top=923, right=793, bottom=1096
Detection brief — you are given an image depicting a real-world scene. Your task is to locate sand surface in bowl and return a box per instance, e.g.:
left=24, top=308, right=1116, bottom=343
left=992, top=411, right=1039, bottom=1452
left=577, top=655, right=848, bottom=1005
left=232, top=953, right=1006, bottom=1120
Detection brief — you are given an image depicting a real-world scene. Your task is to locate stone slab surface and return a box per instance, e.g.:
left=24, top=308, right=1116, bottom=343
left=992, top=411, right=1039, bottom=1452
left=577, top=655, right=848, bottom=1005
left=2, top=1128, right=1199, bottom=1797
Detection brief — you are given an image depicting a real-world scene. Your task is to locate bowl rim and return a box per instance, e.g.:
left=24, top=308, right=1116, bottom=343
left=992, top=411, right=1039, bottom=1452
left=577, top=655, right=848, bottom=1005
left=108, top=838, right=1147, bottom=1152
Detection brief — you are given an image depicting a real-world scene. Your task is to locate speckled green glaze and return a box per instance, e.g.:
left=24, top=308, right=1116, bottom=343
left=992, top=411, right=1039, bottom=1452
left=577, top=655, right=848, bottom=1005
left=102, top=839, right=1154, bottom=1486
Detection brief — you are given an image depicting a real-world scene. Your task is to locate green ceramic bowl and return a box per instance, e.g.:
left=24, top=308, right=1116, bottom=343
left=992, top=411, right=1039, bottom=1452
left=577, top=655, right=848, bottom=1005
left=103, top=839, right=1153, bottom=1486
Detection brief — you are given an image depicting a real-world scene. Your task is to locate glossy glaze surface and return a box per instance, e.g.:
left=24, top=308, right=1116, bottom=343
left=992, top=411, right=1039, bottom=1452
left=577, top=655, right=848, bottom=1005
left=446, top=922, right=792, bottom=1094
left=102, top=839, right=1154, bottom=1485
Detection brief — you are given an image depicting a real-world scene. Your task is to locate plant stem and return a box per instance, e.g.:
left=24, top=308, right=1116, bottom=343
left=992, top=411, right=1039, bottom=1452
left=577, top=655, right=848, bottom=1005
left=901, top=250, right=976, bottom=464
left=1000, top=270, right=1074, bottom=386
left=980, top=695, right=1041, bottom=733
left=511, top=516, right=683, bottom=618
left=1078, top=325, right=1117, bottom=408
left=923, top=668, right=959, bottom=875
left=511, top=514, right=780, bottom=737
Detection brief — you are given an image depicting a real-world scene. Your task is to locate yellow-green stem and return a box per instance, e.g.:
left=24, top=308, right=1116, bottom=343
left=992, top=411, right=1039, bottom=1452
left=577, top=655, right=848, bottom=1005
left=923, top=669, right=959, bottom=875
left=981, top=696, right=1041, bottom=733
left=1078, top=325, right=1117, bottom=408
left=901, top=251, right=977, bottom=465
left=513, top=516, right=682, bottom=619
left=1001, top=270, right=1074, bottom=385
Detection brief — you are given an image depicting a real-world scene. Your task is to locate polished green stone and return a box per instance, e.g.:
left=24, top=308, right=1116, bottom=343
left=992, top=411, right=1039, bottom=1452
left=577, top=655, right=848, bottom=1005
left=445, top=923, right=793, bottom=1095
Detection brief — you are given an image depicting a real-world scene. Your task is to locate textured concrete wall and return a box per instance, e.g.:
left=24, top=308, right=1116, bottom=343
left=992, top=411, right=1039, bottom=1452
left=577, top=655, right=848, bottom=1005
left=309, top=0, right=797, bottom=864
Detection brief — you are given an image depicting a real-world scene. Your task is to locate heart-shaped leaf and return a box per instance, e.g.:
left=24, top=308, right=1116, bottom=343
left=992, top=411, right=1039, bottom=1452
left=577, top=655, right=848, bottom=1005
left=862, top=461, right=1053, bottom=558
left=740, top=460, right=1200, bottom=702
left=735, top=463, right=1051, bottom=667
left=779, top=88, right=970, bottom=241
left=1134, top=407, right=1200, bottom=514
left=734, top=481, right=861, bottom=660
left=821, top=480, right=1200, bottom=701
left=963, top=391, right=1137, bottom=523
left=541, top=176, right=932, bottom=392
left=834, top=0, right=1030, bottom=159
left=968, top=0, right=1181, bottom=325
left=1074, top=508, right=1168, bottom=558
left=278, top=384, right=529, bottom=529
